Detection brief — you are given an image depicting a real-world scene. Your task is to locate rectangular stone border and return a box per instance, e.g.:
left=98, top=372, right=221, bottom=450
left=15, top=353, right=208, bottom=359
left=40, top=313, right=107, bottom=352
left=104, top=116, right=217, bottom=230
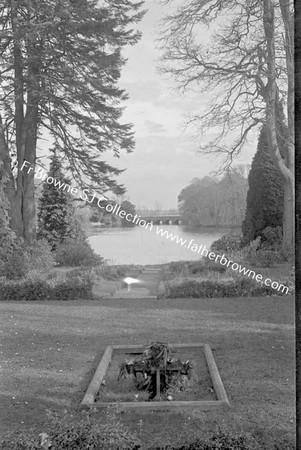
left=80, top=343, right=230, bottom=411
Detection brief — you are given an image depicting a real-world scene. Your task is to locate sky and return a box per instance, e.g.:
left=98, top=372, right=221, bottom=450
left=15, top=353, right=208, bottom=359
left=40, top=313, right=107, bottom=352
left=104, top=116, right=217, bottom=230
left=103, top=0, right=257, bottom=210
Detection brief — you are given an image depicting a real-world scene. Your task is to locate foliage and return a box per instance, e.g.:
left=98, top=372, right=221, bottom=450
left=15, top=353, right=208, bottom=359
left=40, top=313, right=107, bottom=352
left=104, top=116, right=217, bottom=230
left=163, top=278, right=285, bottom=299
left=242, top=126, right=284, bottom=244
left=37, top=153, right=86, bottom=249
left=247, top=250, right=281, bottom=268
left=211, top=234, right=242, bottom=253
left=0, top=270, right=93, bottom=301
left=94, top=264, right=127, bottom=280
left=0, top=162, right=16, bottom=263
left=2, top=243, right=30, bottom=280
left=0, top=0, right=145, bottom=242
left=55, top=239, right=103, bottom=267
left=0, top=280, right=49, bottom=301
left=165, top=260, right=226, bottom=279
left=158, top=0, right=294, bottom=252
left=27, top=240, right=56, bottom=274
left=120, top=200, right=137, bottom=227
left=178, top=169, right=248, bottom=227
left=261, top=226, right=283, bottom=251
left=2, top=239, right=55, bottom=280
left=118, top=342, right=192, bottom=400
left=235, top=236, right=281, bottom=268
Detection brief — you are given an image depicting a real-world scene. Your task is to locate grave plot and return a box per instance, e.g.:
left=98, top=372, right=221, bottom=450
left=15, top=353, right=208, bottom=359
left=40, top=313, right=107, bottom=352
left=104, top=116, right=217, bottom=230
left=81, top=343, right=230, bottom=411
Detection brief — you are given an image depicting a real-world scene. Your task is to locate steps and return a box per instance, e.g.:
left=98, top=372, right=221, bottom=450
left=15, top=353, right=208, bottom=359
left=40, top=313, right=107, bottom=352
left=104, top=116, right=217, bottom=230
left=113, top=265, right=162, bottom=299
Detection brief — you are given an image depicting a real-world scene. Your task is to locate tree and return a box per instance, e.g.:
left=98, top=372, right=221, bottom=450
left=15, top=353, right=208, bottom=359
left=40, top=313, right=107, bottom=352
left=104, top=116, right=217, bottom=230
left=37, top=153, right=84, bottom=249
left=178, top=171, right=247, bottom=227
left=120, top=200, right=136, bottom=227
left=242, top=125, right=284, bottom=244
left=0, top=0, right=144, bottom=244
left=159, top=0, right=294, bottom=251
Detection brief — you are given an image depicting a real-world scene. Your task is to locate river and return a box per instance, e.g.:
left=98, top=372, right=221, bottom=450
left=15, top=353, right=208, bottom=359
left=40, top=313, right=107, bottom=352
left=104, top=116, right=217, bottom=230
left=88, top=225, right=240, bottom=265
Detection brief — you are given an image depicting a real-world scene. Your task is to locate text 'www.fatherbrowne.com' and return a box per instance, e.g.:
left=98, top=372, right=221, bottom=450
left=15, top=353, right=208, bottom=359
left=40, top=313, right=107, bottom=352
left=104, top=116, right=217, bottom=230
left=155, top=226, right=290, bottom=295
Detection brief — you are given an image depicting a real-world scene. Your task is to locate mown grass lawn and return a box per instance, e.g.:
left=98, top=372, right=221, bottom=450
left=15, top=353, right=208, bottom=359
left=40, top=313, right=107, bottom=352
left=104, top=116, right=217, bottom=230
left=0, top=295, right=295, bottom=448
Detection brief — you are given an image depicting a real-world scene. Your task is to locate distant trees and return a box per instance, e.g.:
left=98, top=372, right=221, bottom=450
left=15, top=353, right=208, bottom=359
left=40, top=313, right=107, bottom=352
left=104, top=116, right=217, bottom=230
left=37, top=153, right=83, bottom=249
left=242, top=125, right=284, bottom=244
left=178, top=170, right=248, bottom=227
left=0, top=0, right=144, bottom=243
left=120, top=200, right=136, bottom=227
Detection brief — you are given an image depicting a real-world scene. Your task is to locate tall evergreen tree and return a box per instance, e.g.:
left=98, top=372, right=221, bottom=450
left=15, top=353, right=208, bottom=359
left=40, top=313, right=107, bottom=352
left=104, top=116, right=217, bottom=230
left=37, top=153, right=84, bottom=249
left=242, top=125, right=284, bottom=244
left=0, top=0, right=144, bottom=243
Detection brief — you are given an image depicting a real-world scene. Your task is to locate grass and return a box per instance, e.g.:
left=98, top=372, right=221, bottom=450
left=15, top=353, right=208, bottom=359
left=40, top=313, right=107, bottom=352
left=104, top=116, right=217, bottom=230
left=0, top=295, right=295, bottom=448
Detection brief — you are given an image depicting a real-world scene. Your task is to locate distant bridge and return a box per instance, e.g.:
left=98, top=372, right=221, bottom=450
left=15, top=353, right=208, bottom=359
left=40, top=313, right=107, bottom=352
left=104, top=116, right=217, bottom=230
left=140, top=214, right=182, bottom=225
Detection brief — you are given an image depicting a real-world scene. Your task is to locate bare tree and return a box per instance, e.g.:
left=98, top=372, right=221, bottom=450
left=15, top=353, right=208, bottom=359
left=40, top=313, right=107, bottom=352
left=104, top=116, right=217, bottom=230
left=159, top=0, right=294, bottom=252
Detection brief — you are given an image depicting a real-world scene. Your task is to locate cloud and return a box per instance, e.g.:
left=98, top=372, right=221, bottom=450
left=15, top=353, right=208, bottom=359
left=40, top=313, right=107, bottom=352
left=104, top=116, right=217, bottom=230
left=144, top=120, right=166, bottom=134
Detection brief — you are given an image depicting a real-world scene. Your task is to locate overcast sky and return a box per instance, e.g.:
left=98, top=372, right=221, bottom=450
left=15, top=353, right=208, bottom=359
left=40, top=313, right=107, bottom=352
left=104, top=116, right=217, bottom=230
left=104, top=0, right=256, bottom=210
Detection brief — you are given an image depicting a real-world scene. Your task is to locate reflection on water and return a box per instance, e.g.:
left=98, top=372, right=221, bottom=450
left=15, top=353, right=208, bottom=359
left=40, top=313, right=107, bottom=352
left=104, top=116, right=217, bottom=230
left=88, top=225, right=240, bottom=265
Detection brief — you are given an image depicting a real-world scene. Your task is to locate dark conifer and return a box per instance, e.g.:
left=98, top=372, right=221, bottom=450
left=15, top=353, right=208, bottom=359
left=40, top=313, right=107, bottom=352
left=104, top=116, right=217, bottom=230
left=37, top=153, right=84, bottom=249
left=242, top=125, right=284, bottom=244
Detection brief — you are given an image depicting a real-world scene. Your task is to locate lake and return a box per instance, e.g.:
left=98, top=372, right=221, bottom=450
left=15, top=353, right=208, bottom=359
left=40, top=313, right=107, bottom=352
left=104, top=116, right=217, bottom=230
left=88, top=225, right=239, bottom=265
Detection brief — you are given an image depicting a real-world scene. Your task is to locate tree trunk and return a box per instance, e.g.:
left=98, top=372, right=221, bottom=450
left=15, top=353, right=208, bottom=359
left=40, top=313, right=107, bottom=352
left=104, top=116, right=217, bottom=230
left=282, top=179, right=294, bottom=254
left=263, top=0, right=294, bottom=253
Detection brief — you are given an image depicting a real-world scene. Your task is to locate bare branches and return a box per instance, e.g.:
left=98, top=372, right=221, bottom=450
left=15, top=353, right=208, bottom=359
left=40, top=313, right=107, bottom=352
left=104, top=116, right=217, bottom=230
left=158, top=0, right=291, bottom=167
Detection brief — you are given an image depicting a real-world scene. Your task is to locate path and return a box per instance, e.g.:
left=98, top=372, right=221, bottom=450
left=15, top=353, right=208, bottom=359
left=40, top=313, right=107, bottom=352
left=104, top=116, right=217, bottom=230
left=113, top=265, right=162, bottom=299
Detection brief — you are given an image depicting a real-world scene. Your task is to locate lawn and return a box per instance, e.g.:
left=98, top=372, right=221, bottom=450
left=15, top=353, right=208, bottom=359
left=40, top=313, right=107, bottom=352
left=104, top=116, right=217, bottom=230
left=0, top=295, right=295, bottom=448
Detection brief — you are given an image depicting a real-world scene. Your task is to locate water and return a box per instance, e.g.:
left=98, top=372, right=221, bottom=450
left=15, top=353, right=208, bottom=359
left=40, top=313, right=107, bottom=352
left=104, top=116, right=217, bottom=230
left=88, top=225, right=239, bottom=265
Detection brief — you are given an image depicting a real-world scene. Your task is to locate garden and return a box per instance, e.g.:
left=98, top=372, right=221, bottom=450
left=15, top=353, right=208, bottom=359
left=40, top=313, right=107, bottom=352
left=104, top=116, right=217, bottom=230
left=158, top=228, right=294, bottom=299
left=0, top=293, right=295, bottom=449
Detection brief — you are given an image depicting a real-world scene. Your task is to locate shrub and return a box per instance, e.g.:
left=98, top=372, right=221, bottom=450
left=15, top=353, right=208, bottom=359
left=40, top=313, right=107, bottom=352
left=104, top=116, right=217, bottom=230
left=211, top=234, right=242, bottom=253
left=27, top=239, right=56, bottom=274
left=261, top=226, right=282, bottom=250
left=250, top=250, right=281, bottom=268
left=55, top=239, right=103, bottom=267
left=164, top=278, right=281, bottom=299
left=200, top=259, right=227, bottom=273
left=2, top=246, right=30, bottom=280
left=95, top=264, right=127, bottom=280
left=0, top=280, right=49, bottom=301
left=51, top=273, right=93, bottom=300
left=168, top=261, right=190, bottom=276
left=0, top=273, right=93, bottom=301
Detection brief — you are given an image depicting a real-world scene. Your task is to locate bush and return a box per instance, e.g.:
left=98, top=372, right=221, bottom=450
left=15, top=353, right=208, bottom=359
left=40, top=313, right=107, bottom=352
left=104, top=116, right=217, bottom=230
left=55, top=239, right=103, bottom=267
left=198, top=259, right=227, bottom=273
left=211, top=234, right=242, bottom=253
left=94, top=264, right=127, bottom=280
left=164, top=261, right=226, bottom=281
left=261, top=226, right=282, bottom=250
left=164, top=277, right=282, bottom=299
left=0, top=280, right=49, bottom=301
left=2, top=246, right=30, bottom=280
left=250, top=250, right=281, bottom=268
left=52, top=272, right=93, bottom=300
left=27, top=239, right=56, bottom=274
left=0, top=273, right=93, bottom=301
